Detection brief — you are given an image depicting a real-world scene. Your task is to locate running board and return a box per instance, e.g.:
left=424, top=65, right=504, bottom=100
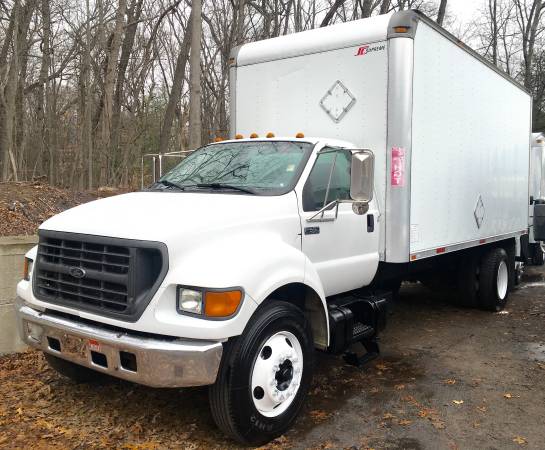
left=327, top=292, right=390, bottom=367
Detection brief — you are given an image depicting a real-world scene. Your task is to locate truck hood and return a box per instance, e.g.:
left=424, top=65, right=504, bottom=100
left=40, top=191, right=301, bottom=245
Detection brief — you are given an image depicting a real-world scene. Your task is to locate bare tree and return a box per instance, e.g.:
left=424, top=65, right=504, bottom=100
left=437, top=0, right=447, bottom=25
left=189, top=0, right=202, bottom=149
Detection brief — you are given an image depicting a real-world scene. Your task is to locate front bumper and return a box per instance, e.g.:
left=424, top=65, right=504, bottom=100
left=16, top=300, right=223, bottom=388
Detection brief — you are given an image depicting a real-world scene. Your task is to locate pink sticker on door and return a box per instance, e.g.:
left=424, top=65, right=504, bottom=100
left=391, top=147, right=406, bottom=187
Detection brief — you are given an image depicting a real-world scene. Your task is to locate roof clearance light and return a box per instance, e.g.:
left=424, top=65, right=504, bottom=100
left=250, top=133, right=259, bottom=138
left=235, top=134, right=244, bottom=139
left=295, top=132, right=305, bottom=138
left=393, top=26, right=409, bottom=33
left=266, top=132, right=275, bottom=138
left=214, top=137, right=224, bottom=142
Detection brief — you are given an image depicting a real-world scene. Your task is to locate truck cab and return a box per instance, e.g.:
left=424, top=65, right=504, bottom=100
left=17, top=136, right=383, bottom=445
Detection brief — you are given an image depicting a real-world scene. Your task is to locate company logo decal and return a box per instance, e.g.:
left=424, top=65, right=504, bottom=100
left=69, top=266, right=86, bottom=279
left=355, top=44, right=386, bottom=56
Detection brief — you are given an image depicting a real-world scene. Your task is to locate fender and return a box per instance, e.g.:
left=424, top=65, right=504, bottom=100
left=165, top=230, right=330, bottom=343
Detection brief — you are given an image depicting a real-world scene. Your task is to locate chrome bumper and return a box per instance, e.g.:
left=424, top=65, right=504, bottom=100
left=16, top=301, right=223, bottom=388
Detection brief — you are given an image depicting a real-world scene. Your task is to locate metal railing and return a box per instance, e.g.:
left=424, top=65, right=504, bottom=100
left=140, top=150, right=194, bottom=189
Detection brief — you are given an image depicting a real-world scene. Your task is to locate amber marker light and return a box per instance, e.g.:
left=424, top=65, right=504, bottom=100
left=266, top=132, right=275, bottom=138
left=393, top=26, right=409, bottom=33
left=295, top=132, right=305, bottom=138
left=214, top=137, right=224, bottom=142
left=235, top=134, right=244, bottom=139
left=205, top=290, right=243, bottom=317
left=250, top=133, right=259, bottom=138
left=23, top=257, right=33, bottom=281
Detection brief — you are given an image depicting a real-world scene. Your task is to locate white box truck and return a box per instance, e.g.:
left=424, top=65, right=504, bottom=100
left=527, top=132, right=545, bottom=264
left=16, top=11, right=532, bottom=445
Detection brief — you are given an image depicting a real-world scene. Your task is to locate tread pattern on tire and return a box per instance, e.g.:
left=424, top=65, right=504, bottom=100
left=478, top=247, right=508, bottom=311
left=209, top=301, right=313, bottom=446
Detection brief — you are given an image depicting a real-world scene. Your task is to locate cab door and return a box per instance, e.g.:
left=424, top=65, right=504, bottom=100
left=299, top=147, right=379, bottom=296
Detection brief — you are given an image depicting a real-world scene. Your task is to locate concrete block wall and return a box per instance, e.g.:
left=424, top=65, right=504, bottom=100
left=0, top=235, right=38, bottom=354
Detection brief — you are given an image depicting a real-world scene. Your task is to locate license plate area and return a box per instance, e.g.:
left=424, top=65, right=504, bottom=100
left=62, top=334, right=88, bottom=358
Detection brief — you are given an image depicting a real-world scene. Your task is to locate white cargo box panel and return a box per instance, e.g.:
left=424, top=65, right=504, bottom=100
left=407, top=20, right=531, bottom=260
left=230, top=11, right=532, bottom=263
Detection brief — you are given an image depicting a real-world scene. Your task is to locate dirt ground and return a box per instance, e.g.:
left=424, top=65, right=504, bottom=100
left=1, top=267, right=545, bottom=450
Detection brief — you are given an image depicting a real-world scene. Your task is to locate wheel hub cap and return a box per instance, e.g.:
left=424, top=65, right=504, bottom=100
left=251, top=331, right=303, bottom=417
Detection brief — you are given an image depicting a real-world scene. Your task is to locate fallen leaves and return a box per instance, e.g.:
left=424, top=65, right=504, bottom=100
left=0, top=182, right=98, bottom=237
left=398, top=419, right=412, bottom=426
left=503, top=393, right=513, bottom=399
left=452, top=400, right=464, bottom=405
left=309, top=410, right=331, bottom=423
left=513, top=436, right=528, bottom=445
left=443, top=379, right=457, bottom=385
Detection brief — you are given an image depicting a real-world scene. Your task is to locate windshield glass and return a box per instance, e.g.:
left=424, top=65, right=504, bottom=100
left=157, top=141, right=313, bottom=195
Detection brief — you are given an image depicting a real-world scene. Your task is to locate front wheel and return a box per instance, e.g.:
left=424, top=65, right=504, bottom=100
left=209, top=301, right=314, bottom=446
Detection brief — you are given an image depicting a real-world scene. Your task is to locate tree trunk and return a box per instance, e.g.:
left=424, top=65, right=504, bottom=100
left=158, top=12, right=193, bottom=154
left=99, top=0, right=126, bottom=185
left=112, top=0, right=144, bottom=186
left=321, top=0, right=346, bottom=27
left=437, top=0, right=447, bottom=26
left=188, top=0, right=202, bottom=149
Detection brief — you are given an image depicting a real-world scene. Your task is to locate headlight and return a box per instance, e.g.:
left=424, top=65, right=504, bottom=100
left=23, top=257, right=34, bottom=281
left=177, top=286, right=243, bottom=318
left=177, top=288, right=203, bottom=315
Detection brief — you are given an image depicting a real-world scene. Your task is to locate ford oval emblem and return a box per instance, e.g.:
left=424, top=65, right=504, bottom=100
left=69, top=267, right=86, bottom=279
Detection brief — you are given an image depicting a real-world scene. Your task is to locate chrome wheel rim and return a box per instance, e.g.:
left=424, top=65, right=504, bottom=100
left=497, top=260, right=508, bottom=300
left=250, top=331, right=303, bottom=418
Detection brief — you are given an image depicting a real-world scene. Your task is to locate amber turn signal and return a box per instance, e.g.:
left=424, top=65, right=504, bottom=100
left=205, top=290, right=243, bottom=317
left=23, top=257, right=33, bottom=281
left=393, top=26, right=409, bottom=33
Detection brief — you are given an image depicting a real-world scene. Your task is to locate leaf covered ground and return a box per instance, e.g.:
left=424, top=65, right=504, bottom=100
left=1, top=269, right=545, bottom=449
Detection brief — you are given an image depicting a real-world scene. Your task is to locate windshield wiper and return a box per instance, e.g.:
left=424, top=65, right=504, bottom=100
left=154, top=179, right=186, bottom=190
left=193, top=183, right=257, bottom=195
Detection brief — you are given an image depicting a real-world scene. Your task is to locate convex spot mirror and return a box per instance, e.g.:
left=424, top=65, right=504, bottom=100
left=350, top=150, right=374, bottom=203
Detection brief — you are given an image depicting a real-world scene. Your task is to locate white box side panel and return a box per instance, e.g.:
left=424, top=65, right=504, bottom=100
left=409, top=22, right=531, bottom=254
left=235, top=42, right=389, bottom=250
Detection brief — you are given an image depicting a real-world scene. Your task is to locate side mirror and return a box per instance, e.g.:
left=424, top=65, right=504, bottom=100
left=350, top=150, right=374, bottom=203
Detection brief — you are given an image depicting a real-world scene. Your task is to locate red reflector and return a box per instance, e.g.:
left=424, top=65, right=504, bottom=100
left=410, top=255, right=417, bottom=261
left=436, top=247, right=446, bottom=254
left=479, top=239, right=486, bottom=244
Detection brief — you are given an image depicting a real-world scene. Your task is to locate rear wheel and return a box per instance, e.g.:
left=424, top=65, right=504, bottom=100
left=209, top=301, right=314, bottom=446
left=455, top=253, right=480, bottom=307
left=532, top=243, right=545, bottom=265
left=44, top=353, right=108, bottom=383
left=478, top=247, right=510, bottom=311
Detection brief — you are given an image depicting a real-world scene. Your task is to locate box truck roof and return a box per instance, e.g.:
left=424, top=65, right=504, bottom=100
left=232, top=10, right=527, bottom=95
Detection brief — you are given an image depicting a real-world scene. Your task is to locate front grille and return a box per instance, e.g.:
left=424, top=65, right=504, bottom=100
left=34, top=231, right=168, bottom=322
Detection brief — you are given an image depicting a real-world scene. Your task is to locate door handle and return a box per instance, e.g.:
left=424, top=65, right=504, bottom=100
left=367, top=214, right=374, bottom=232
left=304, top=226, right=320, bottom=235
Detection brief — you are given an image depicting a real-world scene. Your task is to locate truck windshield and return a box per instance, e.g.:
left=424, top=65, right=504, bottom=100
left=157, top=141, right=313, bottom=195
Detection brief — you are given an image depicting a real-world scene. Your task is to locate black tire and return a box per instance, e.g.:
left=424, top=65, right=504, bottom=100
left=209, top=301, right=314, bottom=446
left=455, top=253, right=480, bottom=307
left=478, top=247, right=510, bottom=311
left=44, top=353, right=109, bottom=383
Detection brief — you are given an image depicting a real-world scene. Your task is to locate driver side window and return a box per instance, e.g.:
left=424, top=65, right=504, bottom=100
left=302, top=148, right=351, bottom=212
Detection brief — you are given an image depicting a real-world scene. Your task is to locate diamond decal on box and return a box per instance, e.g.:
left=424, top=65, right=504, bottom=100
left=474, top=195, right=485, bottom=229
left=319, top=80, right=356, bottom=123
